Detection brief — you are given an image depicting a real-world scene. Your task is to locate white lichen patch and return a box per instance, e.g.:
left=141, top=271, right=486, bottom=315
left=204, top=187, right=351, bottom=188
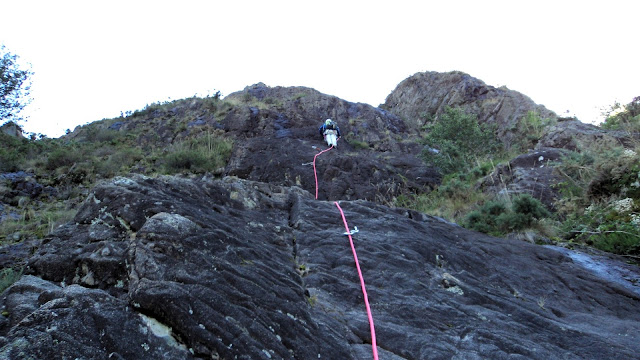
left=113, top=177, right=138, bottom=188
left=445, top=286, right=464, bottom=296
left=142, top=212, right=200, bottom=234
left=139, top=313, right=188, bottom=352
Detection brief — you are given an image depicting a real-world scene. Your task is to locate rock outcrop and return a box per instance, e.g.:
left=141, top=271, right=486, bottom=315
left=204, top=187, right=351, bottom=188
left=535, top=118, right=631, bottom=151
left=381, top=71, right=638, bottom=208
left=478, top=148, right=565, bottom=210
left=0, top=171, right=52, bottom=205
left=0, top=122, right=23, bottom=139
left=1, top=174, right=639, bottom=359
left=220, top=84, right=439, bottom=201
left=383, top=71, right=556, bottom=148
left=87, top=82, right=440, bottom=202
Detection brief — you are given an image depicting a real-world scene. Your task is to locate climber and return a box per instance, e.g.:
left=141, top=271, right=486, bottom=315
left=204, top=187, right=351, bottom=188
left=318, top=119, right=341, bottom=148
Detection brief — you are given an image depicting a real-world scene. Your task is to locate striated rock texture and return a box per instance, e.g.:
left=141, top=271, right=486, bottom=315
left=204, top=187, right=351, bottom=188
left=383, top=71, right=556, bottom=148
left=1, top=174, right=639, bottom=359
left=221, top=83, right=438, bottom=202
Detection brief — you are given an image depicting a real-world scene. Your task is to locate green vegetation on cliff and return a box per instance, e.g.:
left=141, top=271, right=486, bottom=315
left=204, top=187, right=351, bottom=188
left=0, top=96, right=235, bottom=246
left=399, top=101, right=640, bottom=258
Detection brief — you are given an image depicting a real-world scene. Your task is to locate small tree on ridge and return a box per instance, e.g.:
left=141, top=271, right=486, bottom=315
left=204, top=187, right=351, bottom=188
left=1, top=45, right=33, bottom=124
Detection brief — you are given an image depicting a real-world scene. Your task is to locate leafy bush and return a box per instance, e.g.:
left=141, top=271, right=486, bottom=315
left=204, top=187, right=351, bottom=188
left=164, top=149, right=208, bottom=172
left=515, top=111, right=556, bottom=150
left=587, top=150, right=640, bottom=200
left=464, top=194, right=550, bottom=235
left=591, top=222, right=640, bottom=255
left=557, top=200, right=640, bottom=255
left=437, top=177, right=473, bottom=201
left=0, top=141, right=22, bottom=171
left=396, top=173, right=487, bottom=222
left=46, top=147, right=82, bottom=170
left=421, top=107, right=502, bottom=175
left=162, top=133, right=232, bottom=174
left=0, top=132, right=46, bottom=171
left=512, top=193, right=552, bottom=221
left=95, top=147, right=144, bottom=178
left=85, top=126, right=121, bottom=143
left=555, top=142, right=640, bottom=205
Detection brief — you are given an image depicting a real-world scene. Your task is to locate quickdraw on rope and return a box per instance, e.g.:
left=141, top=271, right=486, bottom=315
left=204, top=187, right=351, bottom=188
left=334, top=201, right=379, bottom=360
left=313, top=145, right=333, bottom=199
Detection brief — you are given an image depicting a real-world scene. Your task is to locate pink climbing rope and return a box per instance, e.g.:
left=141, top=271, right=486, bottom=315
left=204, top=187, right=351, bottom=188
left=334, top=201, right=379, bottom=360
left=313, top=145, right=333, bottom=199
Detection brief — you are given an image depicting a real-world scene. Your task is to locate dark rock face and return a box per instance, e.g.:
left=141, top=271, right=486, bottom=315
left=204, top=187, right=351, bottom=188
left=225, top=135, right=438, bottom=202
left=224, top=83, right=410, bottom=151
left=0, top=239, right=40, bottom=269
left=2, top=175, right=639, bottom=359
left=221, top=84, right=440, bottom=201
left=383, top=71, right=556, bottom=147
left=478, top=148, right=565, bottom=209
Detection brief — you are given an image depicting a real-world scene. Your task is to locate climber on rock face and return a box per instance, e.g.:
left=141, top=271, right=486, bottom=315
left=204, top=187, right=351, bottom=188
left=318, top=119, right=341, bottom=148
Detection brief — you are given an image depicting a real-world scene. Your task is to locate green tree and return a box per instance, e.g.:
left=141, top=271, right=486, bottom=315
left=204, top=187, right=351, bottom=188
left=421, top=107, right=501, bottom=174
left=1, top=45, right=33, bottom=124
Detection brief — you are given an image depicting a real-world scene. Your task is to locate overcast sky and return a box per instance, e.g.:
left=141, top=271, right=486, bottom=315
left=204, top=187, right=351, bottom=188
left=1, top=0, right=638, bottom=137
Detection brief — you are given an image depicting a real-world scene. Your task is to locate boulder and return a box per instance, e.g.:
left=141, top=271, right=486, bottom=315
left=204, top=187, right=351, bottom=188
left=0, top=275, right=189, bottom=359
left=0, top=174, right=637, bottom=359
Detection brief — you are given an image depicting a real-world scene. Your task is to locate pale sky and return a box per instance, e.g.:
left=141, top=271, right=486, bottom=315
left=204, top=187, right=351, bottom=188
left=1, top=0, right=638, bottom=138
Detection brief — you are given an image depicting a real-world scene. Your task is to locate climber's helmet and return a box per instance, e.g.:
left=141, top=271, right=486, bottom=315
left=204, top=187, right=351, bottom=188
left=325, top=119, right=332, bottom=125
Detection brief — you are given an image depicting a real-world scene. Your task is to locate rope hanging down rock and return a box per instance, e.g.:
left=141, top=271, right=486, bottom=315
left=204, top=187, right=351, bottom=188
left=311, top=140, right=378, bottom=360
left=334, top=201, right=379, bottom=360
